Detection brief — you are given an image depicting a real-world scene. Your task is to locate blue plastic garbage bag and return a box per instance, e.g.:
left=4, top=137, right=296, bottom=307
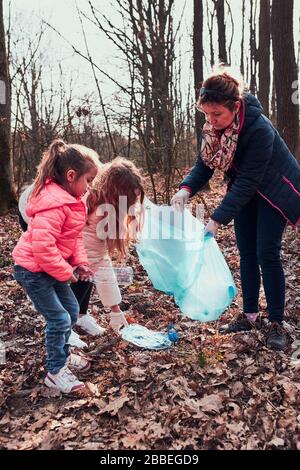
left=121, top=324, right=172, bottom=349
left=136, top=199, right=237, bottom=322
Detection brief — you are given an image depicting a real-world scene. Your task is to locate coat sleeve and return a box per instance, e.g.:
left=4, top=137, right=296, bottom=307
left=31, top=207, right=74, bottom=281
left=69, top=233, right=89, bottom=267
left=180, top=154, right=214, bottom=196
left=212, top=126, right=275, bottom=225
left=89, top=237, right=122, bottom=307
left=18, top=183, right=34, bottom=223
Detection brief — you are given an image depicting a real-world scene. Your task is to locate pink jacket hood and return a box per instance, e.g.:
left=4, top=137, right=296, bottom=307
left=26, top=181, right=82, bottom=217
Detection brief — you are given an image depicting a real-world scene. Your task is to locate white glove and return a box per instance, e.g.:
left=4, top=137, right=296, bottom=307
left=109, top=311, right=128, bottom=333
left=204, top=218, right=220, bottom=237
left=171, top=188, right=190, bottom=212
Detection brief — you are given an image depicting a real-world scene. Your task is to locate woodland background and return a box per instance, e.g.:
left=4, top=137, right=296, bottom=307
left=0, top=0, right=299, bottom=451
left=0, top=0, right=299, bottom=208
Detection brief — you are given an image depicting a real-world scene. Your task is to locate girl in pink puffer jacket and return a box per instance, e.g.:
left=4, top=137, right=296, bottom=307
left=13, top=139, right=100, bottom=394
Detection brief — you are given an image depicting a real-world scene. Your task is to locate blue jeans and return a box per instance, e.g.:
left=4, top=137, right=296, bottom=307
left=13, top=265, right=79, bottom=374
left=234, top=195, right=286, bottom=322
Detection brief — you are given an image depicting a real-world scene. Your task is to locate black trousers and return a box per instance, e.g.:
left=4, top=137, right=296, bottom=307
left=18, top=211, right=28, bottom=232
left=70, top=281, right=93, bottom=315
left=234, top=195, right=286, bottom=322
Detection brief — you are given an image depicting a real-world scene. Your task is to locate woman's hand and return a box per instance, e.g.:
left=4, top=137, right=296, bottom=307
left=204, top=218, right=220, bottom=237
left=171, top=188, right=190, bottom=212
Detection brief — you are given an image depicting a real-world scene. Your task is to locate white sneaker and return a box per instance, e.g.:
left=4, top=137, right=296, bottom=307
left=68, top=329, right=88, bottom=349
left=44, top=366, right=85, bottom=393
left=67, top=352, right=91, bottom=372
left=76, top=313, right=106, bottom=336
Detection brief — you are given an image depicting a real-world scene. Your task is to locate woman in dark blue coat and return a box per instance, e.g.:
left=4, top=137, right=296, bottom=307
left=172, top=71, right=300, bottom=350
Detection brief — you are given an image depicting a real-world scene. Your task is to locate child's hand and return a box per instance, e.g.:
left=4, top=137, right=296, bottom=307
left=68, top=274, right=79, bottom=283
left=109, top=310, right=128, bottom=333
left=74, top=265, right=94, bottom=282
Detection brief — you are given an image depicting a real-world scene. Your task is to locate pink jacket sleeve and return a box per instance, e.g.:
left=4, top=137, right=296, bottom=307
left=31, top=207, right=74, bottom=282
left=69, top=233, right=89, bottom=267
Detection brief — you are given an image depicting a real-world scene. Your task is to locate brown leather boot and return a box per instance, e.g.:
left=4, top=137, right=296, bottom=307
left=266, top=322, right=288, bottom=350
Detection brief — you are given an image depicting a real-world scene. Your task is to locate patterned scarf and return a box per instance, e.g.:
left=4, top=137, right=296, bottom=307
left=200, top=107, right=242, bottom=172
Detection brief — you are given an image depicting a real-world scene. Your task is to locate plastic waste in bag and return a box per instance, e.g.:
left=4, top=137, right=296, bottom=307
left=168, top=323, right=180, bottom=342
left=136, top=198, right=237, bottom=322
left=120, top=324, right=172, bottom=349
left=137, top=199, right=204, bottom=295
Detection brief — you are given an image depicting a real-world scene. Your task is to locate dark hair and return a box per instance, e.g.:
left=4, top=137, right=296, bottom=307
left=32, top=140, right=100, bottom=196
left=197, top=71, right=243, bottom=111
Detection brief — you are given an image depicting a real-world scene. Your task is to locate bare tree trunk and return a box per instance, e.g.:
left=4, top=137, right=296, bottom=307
left=149, top=0, right=175, bottom=179
left=258, top=0, right=270, bottom=117
left=270, top=70, right=277, bottom=126
left=130, top=0, right=156, bottom=172
left=206, top=0, right=215, bottom=68
left=76, top=5, right=117, bottom=156
left=240, top=0, right=245, bottom=76
left=193, top=0, right=205, bottom=147
left=249, top=0, right=258, bottom=94
left=0, top=0, right=15, bottom=214
left=271, top=0, right=299, bottom=155
left=186, top=83, right=192, bottom=167
left=225, top=0, right=234, bottom=66
left=22, top=64, right=42, bottom=172
left=127, top=43, right=135, bottom=159
left=214, top=0, right=227, bottom=64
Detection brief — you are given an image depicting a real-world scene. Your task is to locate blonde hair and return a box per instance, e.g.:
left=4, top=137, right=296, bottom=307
left=32, top=139, right=101, bottom=197
left=87, top=157, right=145, bottom=258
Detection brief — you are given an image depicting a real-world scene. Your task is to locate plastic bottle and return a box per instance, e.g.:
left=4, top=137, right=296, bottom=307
left=93, top=266, right=134, bottom=286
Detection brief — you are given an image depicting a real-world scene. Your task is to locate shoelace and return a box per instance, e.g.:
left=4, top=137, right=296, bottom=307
left=69, top=353, right=86, bottom=367
left=269, top=322, right=285, bottom=335
left=61, top=367, right=78, bottom=383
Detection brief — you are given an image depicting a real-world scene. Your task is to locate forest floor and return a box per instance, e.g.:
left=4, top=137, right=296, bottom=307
left=0, top=172, right=300, bottom=450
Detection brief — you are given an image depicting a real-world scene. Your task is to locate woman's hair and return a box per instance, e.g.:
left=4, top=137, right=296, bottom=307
left=32, top=139, right=101, bottom=197
left=197, top=67, right=245, bottom=111
left=87, top=157, right=145, bottom=258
